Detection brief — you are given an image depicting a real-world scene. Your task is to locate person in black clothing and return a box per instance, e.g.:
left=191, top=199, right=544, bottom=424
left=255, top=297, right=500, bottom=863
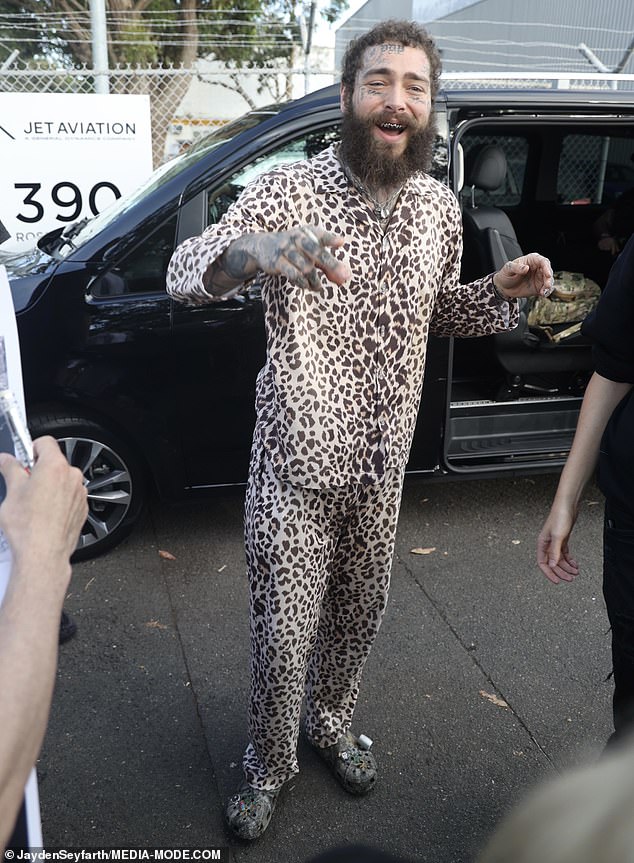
left=537, top=232, right=634, bottom=745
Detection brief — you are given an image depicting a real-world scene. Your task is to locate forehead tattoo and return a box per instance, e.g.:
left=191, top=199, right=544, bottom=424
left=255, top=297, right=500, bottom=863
left=358, top=44, right=430, bottom=86
left=363, top=43, right=404, bottom=66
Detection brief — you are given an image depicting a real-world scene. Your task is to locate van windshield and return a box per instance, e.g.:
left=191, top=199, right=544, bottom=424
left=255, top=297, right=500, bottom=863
left=42, top=109, right=276, bottom=259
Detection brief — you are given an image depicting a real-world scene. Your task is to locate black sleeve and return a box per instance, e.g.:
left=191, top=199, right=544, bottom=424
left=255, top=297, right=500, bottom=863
left=581, top=233, right=634, bottom=384
left=6, top=798, right=28, bottom=849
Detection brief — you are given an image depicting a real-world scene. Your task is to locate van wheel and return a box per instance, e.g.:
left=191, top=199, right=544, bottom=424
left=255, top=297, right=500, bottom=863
left=28, top=412, right=145, bottom=561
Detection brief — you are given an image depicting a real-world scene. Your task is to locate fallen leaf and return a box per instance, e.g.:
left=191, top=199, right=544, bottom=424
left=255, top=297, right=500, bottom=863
left=511, top=539, right=521, bottom=545
left=410, top=546, right=436, bottom=555
left=146, top=619, right=168, bottom=630
left=479, top=690, right=509, bottom=708
left=159, top=549, right=176, bottom=560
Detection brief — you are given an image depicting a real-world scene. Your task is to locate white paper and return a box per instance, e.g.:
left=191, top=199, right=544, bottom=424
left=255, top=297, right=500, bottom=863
left=0, top=263, right=42, bottom=847
left=0, top=264, right=26, bottom=563
left=0, top=264, right=27, bottom=564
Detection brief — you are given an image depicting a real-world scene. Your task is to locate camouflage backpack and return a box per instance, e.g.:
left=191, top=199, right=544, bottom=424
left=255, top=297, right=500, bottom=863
left=526, top=271, right=601, bottom=327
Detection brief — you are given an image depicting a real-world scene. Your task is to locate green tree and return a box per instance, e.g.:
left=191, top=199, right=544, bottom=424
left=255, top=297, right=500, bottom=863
left=0, top=0, right=345, bottom=69
left=0, top=1, right=346, bottom=166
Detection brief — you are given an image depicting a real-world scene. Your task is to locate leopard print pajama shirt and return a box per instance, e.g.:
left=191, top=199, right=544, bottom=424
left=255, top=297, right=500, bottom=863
left=167, top=144, right=517, bottom=789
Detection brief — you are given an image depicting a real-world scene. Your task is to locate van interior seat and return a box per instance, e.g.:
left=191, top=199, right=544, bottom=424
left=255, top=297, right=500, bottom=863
left=459, top=142, right=594, bottom=384
left=462, top=144, right=524, bottom=269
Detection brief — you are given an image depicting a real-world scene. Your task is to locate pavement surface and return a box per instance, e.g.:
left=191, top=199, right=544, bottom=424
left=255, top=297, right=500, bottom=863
left=38, top=472, right=613, bottom=862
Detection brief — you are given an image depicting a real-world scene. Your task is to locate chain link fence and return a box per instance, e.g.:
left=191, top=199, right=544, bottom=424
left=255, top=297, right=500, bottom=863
left=0, top=62, right=331, bottom=167
left=2, top=63, right=634, bottom=168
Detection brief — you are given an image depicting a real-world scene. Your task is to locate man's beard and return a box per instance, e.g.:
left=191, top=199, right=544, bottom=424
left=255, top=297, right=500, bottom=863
left=339, top=108, right=438, bottom=189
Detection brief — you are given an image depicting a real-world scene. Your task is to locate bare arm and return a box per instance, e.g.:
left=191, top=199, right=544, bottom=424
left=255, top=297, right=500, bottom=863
left=537, top=373, right=633, bottom=585
left=202, top=226, right=351, bottom=297
left=0, top=438, right=87, bottom=852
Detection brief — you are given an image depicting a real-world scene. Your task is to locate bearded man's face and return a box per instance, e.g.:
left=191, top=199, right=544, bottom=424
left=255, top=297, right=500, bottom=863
left=339, top=43, right=437, bottom=186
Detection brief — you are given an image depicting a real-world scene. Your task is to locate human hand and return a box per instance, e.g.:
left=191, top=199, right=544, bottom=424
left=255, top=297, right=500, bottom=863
left=243, top=225, right=351, bottom=291
left=536, top=503, right=580, bottom=585
left=0, top=436, right=87, bottom=580
left=493, top=252, right=554, bottom=300
left=597, top=235, right=620, bottom=255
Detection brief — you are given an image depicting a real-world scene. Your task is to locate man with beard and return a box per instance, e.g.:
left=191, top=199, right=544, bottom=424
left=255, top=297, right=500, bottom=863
left=167, top=19, right=554, bottom=841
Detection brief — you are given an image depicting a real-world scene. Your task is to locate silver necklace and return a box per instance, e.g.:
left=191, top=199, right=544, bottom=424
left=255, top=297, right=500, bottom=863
left=341, top=161, right=404, bottom=221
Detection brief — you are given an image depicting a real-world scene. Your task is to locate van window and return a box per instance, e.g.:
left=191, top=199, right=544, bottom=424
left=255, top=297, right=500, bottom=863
left=460, top=135, right=528, bottom=207
left=207, top=126, right=340, bottom=225
left=90, top=216, right=177, bottom=297
left=557, top=134, right=634, bottom=205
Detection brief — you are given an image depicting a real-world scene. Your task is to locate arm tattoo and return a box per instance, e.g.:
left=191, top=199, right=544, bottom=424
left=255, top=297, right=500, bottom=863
left=202, top=236, right=263, bottom=297
left=202, top=228, right=332, bottom=296
left=223, top=244, right=259, bottom=280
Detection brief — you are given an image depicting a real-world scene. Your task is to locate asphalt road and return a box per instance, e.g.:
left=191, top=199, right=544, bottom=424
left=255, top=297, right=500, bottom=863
left=38, top=471, right=612, bottom=862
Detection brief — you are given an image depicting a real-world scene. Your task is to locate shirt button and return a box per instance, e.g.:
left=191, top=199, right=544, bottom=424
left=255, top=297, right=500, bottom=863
left=379, top=284, right=387, bottom=294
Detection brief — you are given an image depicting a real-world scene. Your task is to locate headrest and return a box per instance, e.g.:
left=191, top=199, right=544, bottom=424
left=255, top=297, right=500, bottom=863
left=464, top=144, right=507, bottom=192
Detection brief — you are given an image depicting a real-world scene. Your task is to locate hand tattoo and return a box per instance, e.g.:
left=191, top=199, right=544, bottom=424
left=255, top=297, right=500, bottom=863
left=204, top=227, right=348, bottom=296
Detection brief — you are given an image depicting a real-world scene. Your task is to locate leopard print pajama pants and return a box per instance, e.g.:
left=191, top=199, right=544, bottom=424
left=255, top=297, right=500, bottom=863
left=242, top=444, right=405, bottom=790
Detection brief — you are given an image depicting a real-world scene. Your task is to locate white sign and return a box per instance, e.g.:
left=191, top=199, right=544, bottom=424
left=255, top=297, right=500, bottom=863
left=0, top=93, right=153, bottom=253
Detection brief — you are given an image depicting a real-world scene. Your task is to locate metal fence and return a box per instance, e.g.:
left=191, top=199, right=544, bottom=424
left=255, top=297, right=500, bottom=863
left=2, top=63, right=634, bottom=168
left=440, top=71, right=634, bottom=91
left=0, top=62, right=324, bottom=167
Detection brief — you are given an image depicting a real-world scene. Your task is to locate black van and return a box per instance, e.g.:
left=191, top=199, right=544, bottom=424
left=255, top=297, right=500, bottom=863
left=5, top=83, right=634, bottom=558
